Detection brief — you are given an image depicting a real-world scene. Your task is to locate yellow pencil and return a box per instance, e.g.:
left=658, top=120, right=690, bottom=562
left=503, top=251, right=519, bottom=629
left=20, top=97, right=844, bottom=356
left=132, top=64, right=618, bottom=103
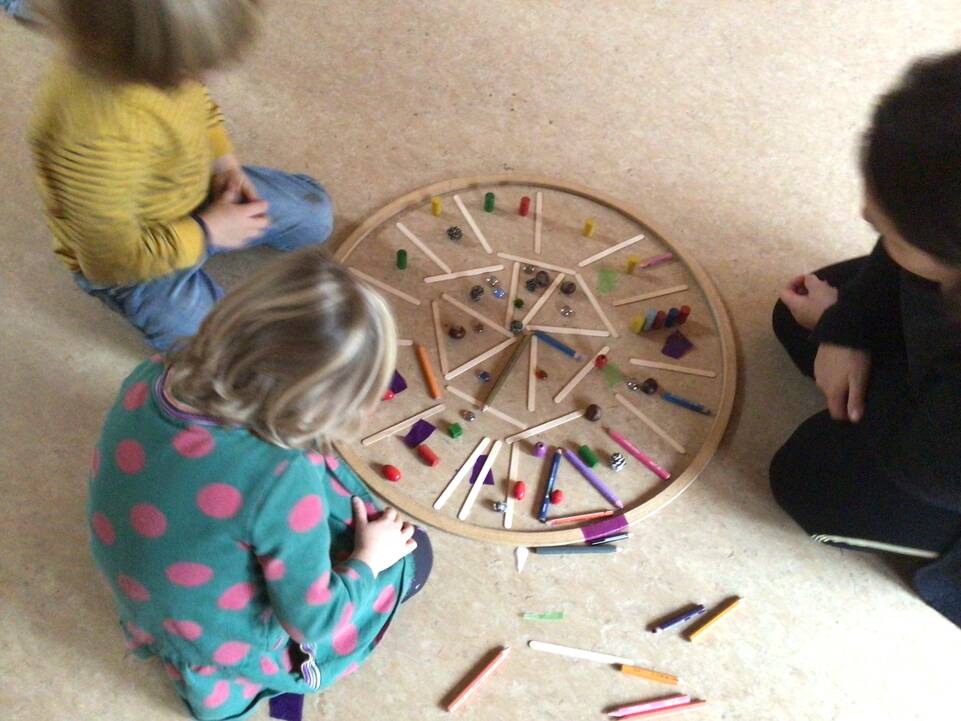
left=619, top=664, right=679, bottom=685
left=685, top=597, right=742, bottom=642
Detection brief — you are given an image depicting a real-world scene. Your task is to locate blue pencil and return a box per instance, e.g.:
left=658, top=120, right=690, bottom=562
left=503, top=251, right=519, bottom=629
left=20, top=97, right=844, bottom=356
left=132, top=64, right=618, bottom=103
left=532, top=331, right=585, bottom=362
left=538, top=449, right=563, bottom=522
left=661, top=392, right=712, bottom=416
left=650, top=604, right=707, bottom=634
left=562, top=448, right=624, bottom=509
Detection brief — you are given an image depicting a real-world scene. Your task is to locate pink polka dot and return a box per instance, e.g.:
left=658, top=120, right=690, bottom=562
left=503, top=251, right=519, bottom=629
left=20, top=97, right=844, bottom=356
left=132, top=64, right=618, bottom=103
left=91, top=447, right=100, bottom=475
left=260, top=557, right=286, bottom=581
left=165, top=562, right=214, bottom=587
left=203, top=680, right=230, bottom=709
left=334, top=566, right=361, bottom=581
left=325, top=455, right=340, bottom=470
left=115, top=439, right=146, bottom=474
left=329, top=479, right=350, bottom=497
left=307, top=451, right=324, bottom=465
left=117, top=574, right=150, bottom=602
left=288, top=494, right=323, bottom=533
left=212, top=641, right=251, bottom=666
left=281, top=647, right=293, bottom=672
left=332, top=604, right=358, bottom=656
left=193, top=665, right=217, bottom=676
left=238, top=679, right=261, bottom=699
left=273, top=460, right=289, bottom=476
left=196, top=483, right=243, bottom=519
left=172, top=426, right=215, bottom=459
left=163, top=619, right=204, bottom=641
left=129, top=503, right=167, bottom=538
left=91, top=512, right=115, bottom=545
left=260, top=655, right=280, bottom=675
left=123, top=381, right=149, bottom=411
left=305, top=571, right=332, bottom=605
left=338, top=662, right=359, bottom=680
left=373, top=584, right=397, bottom=614
left=217, top=582, right=258, bottom=610
left=164, top=662, right=183, bottom=681
left=125, top=621, right=154, bottom=645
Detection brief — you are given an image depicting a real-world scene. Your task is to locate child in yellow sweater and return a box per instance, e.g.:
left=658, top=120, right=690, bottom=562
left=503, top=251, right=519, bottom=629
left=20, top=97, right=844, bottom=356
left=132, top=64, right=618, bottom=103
left=30, top=1, right=334, bottom=350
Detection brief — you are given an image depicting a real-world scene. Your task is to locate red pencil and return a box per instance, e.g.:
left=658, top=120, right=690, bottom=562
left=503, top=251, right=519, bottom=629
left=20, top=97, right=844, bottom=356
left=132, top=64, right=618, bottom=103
left=619, top=700, right=707, bottom=719
left=446, top=646, right=511, bottom=713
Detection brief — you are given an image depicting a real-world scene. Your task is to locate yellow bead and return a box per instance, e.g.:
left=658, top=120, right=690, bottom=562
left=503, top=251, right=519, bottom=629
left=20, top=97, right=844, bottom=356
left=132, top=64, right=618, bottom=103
left=630, top=314, right=645, bottom=334
left=626, top=255, right=639, bottom=274
left=583, top=218, right=595, bottom=237
left=431, top=197, right=442, bottom=216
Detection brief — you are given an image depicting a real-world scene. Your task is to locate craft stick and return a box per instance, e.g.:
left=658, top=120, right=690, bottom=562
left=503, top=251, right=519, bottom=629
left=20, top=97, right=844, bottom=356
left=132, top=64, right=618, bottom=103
left=612, top=284, right=689, bottom=307
left=614, top=393, right=687, bottom=454
left=445, top=645, right=511, bottom=713
left=534, top=191, right=543, bottom=254
left=606, top=427, right=671, bottom=481
left=483, top=333, right=531, bottom=410
left=562, top=447, right=624, bottom=508
left=503, top=498, right=514, bottom=529
left=441, top=293, right=513, bottom=339
left=458, top=439, right=503, bottom=520
left=347, top=267, right=421, bottom=306
left=433, top=437, right=491, bottom=509
left=628, top=358, right=717, bottom=379
left=496, top=252, right=576, bottom=275
left=362, top=403, right=446, bottom=446
left=453, top=194, right=494, bottom=254
left=424, top=264, right=504, bottom=284
left=685, top=597, right=742, bottom=642
left=445, top=385, right=526, bottom=429
left=545, top=509, right=614, bottom=526
left=415, top=343, right=442, bottom=399
left=397, top=338, right=413, bottom=346
left=431, top=301, right=450, bottom=376
left=575, top=272, right=619, bottom=338
left=505, top=409, right=584, bottom=445
left=609, top=695, right=691, bottom=718
left=528, top=640, right=634, bottom=667
left=396, top=221, right=452, bottom=273
left=577, top=233, right=645, bottom=267
left=445, top=337, right=519, bottom=381
left=527, top=335, right=537, bottom=412
left=504, top=445, right=518, bottom=530
left=528, top=325, right=610, bottom=337
left=521, top=272, right=565, bottom=326
left=619, top=665, right=681, bottom=686
left=619, top=701, right=706, bottom=719
left=554, top=345, right=610, bottom=404
left=504, top=262, right=520, bottom=327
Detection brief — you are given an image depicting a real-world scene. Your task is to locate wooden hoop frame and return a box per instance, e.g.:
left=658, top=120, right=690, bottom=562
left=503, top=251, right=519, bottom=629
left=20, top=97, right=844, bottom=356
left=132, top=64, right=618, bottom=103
left=334, top=175, right=737, bottom=546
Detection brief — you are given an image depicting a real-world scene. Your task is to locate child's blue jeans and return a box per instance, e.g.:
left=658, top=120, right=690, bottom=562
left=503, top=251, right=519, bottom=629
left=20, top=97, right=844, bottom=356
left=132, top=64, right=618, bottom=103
left=74, top=166, right=333, bottom=351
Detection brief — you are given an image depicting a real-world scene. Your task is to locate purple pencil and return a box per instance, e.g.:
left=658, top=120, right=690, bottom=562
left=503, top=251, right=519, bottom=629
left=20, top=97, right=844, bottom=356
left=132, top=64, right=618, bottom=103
left=562, top=448, right=624, bottom=509
left=605, top=428, right=671, bottom=481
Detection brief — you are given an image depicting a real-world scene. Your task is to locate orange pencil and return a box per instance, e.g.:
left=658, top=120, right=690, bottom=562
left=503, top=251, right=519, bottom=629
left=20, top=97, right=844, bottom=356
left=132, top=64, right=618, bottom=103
left=446, top=645, right=511, bottom=713
left=545, top=510, right=615, bottom=526
left=619, top=664, right=680, bottom=685
left=415, top=343, right=442, bottom=399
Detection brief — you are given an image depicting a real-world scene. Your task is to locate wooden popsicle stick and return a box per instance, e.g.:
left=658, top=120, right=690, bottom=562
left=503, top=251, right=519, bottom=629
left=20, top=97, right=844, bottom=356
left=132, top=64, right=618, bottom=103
left=431, top=300, right=450, bottom=376
left=453, top=194, right=494, bottom=254
left=534, top=191, right=543, bottom=254
left=575, top=272, right=619, bottom=338
left=528, top=325, right=610, bottom=337
left=505, top=409, right=584, bottom=444
left=614, top=393, right=686, bottom=454
left=521, top=272, right=565, bottom=326
left=434, top=437, right=492, bottom=509
left=397, top=338, right=413, bottom=346
left=458, top=439, right=504, bottom=520
left=440, top=293, right=513, bottom=338
left=503, top=498, right=514, bottom=529
left=527, top=335, right=537, bottom=412
left=554, top=345, right=610, bottom=403
left=444, top=337, right=520, bottom=382
left=504, top=262, right=520, bottom=327
left=612, top=284, right=689, bottom=307
left=424, top=264, right=504, bottom=284
left=396, top=221, right=452, bottom=273
left=505, top=444, right=518, bottom=528
left=577, top=233, right=645, bottom=267
left=362, top=403, right=446, bottom=447
left=527, top=639, right=635, bottom=667
left=629, top=358, right=717, bottom=379
left=347, top=267, right=421, bottom=306
left=496, top=252, right=577, bottom=275
left=445, top=384, right=526, bottom=429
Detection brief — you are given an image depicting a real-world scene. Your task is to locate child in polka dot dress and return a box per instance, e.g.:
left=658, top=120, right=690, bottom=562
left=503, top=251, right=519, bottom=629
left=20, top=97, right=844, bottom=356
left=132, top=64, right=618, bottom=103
left=87, top=249, right=431, bottom=720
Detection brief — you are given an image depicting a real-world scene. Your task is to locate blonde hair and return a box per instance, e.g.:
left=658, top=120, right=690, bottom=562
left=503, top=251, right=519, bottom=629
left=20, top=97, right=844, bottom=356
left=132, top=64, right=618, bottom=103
left=166, top=248, right=398, bottom=451
left=48, top=0, right=261, bottom=87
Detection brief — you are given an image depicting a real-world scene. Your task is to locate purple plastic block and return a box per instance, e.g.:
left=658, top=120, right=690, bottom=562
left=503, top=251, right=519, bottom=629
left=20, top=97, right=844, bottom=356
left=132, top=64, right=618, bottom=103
left=403, top=418, right=436, bottom=448
left=390, top=370, right=407, bottom=395
left=269, top=693, right=304, bottom=721
left=468, top=454, right=495, bottom=485
left=661, top=330, right=693, bottom=359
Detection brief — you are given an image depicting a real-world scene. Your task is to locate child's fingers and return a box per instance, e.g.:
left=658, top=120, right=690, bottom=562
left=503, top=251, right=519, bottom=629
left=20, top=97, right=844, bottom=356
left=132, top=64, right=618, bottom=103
left=351, top=497, right=368, bottom=528
left=825, top=387, right=849, bottom=421
left=241, top=200, right=270, bottom=217
left=400, top=523, right=415, bottom=541
left=847, top=371, right=867, bottom=423
left=404, top=539, right=418, bottom=552
left=382, top=507, right=398, bottom=522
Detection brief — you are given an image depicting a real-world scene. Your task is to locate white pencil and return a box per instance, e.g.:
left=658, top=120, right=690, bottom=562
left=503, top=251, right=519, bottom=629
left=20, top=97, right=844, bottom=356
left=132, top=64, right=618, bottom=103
left=629, top=358, right=717, bottom=379
left=362, top=403, right=446, bottom=447
left=505, top=409, right=584, bottom=444
left=521, top=272, right=565, bottom=326
left=496, top=252, right=577, bottom=275
left=445, top=337, right=520, bottom=381
left=431, top=300, right=450, bottom=376
left=576, top=272, right=619, bottom=338
left=527, top=335, right=537, bottom=412
left=528, top=325, right=610, bottom=337
left=445, top=384, right=527, bottom=429
left=554, top=345, right=610, bottom=404
left=504, top=262, right=520, bottom=327
left=527, top=640, right=635, bottom=667
left=534, top=191, right=543, bottom=254
left=614, top=393, right=686, bottom=454
left=396, top=221, right=452, bottom=273
left=453, top=194, right=494, bottom=254
left=458, top=439, right=503, bottom=520
left=612, top=284, right=689, bottom=307
left=424, top=264, right=504, bottom=284
left=348, top=267, right=421, bottom=306
left=441, top=293, right=513, bottom=339
left=434, top=437, right=491, bottom=509
left=577, top=233, right=645, bottom=267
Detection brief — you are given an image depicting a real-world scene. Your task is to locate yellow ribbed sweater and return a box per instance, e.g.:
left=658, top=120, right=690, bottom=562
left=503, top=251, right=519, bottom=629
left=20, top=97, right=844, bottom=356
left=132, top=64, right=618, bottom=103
left=30, top=61, right=234, bottom=285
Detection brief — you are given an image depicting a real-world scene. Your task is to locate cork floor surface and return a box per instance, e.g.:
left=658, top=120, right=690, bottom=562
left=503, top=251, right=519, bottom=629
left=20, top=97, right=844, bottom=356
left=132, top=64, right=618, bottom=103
left=2, top=3, right=961, bottom=720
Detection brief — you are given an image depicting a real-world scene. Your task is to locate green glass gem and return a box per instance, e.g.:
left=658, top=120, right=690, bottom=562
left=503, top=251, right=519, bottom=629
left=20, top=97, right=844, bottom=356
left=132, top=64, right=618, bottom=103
left=396, top=248, right=408, bottom=270
left=484, top=192, right=495, bottom=213
left=513, top=298, right=525, bottom=309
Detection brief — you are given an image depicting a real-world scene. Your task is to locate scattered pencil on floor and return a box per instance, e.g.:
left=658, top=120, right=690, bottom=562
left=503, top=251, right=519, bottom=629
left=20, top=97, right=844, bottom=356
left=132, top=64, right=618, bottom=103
left=685, top=597, right=742, bottom=642
left=617, top=699, right=707, bottom=719
left=522, top=611, right=564, bottom=620
left=445, top=645, right=511, bottom=712
left=649, top=604, right=706, bottom=634
left=532, top=544, right=620, bottom=555
left=619, top=664, right=680, bottom=686
left=608, top=694, right=691, bottom=718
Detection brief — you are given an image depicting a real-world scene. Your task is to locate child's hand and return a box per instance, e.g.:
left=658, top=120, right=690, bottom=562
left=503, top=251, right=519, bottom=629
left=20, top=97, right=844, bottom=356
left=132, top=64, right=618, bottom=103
left=814, top=343, right=872, bottom=422
left=779, top=274, right=838, bottom=330
left=348, top=497, right=416, bottom=577
left=200, top=188, right=270, bottom=250
left=211, top=155, right=261, bottom=203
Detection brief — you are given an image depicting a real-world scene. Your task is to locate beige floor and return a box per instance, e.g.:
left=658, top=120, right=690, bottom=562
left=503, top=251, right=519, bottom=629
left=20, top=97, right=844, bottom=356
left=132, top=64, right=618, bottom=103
left=3, top=2, right=961, bottom=720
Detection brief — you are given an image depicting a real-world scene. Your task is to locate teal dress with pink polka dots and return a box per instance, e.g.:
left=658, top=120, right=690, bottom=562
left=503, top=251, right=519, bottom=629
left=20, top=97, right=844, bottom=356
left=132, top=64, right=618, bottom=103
left=87, top=359, right=413, bottom=720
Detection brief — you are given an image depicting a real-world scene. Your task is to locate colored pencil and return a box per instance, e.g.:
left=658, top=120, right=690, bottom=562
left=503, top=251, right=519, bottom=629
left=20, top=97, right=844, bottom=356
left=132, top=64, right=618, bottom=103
left=685, top=597, right=742, bottom=642
left=588, top=532, right=631, bottom=546
left=605, top=427, right=671, bottom=481
left=661, top=392, right=712, bottom=416
left=619, top=664, right=680, bottom=685
left=415, top=343, right=442, bottom=399
left=637, top=252, right=675, bottom=269
left=562, top=448, right=624, bottom=509
left=483, top=332, right=531, bottom=410
left=522, top=611, right=564, bottom=620
left=532, top=330, right=585, bottom=361
left=649, top=604, right=706, bottom=634
left=618, top=700, right=707, bottom=719
left=538, top=449, right=563, bottom=522
left=527, top=640, right=634, bottom=667
left=545, top=509, right=614, bottom=526
left=608, top=695, right=691, bottom=718
left=532, top=545, right=620, bottom=555
left=445, top=645, right=511, bottom=712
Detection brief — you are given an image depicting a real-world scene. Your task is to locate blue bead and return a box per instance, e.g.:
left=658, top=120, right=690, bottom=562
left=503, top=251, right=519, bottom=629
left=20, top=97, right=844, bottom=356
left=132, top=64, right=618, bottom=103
left=493, top=287, right=506, bottom=298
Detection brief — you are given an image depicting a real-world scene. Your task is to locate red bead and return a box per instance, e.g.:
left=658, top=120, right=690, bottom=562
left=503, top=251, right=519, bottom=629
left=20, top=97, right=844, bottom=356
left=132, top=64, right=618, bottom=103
left=535, top=368, right=548, bottom=380
left=652, top=310, right=666, bottom=330
left=519, top=196, right=531, bottom=216
left=512, top=480, right=527, bottom=500
left=550, top=489, right=564, bottom=505
left=594, top=354, right=608, bottom=369
left=677, top=305, right=691, bottom=325
left=382, top=464, right=401, bottom=482
left=382, top=390, right=395, bottom=401
left=417, top=443, right=440, bottom=467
